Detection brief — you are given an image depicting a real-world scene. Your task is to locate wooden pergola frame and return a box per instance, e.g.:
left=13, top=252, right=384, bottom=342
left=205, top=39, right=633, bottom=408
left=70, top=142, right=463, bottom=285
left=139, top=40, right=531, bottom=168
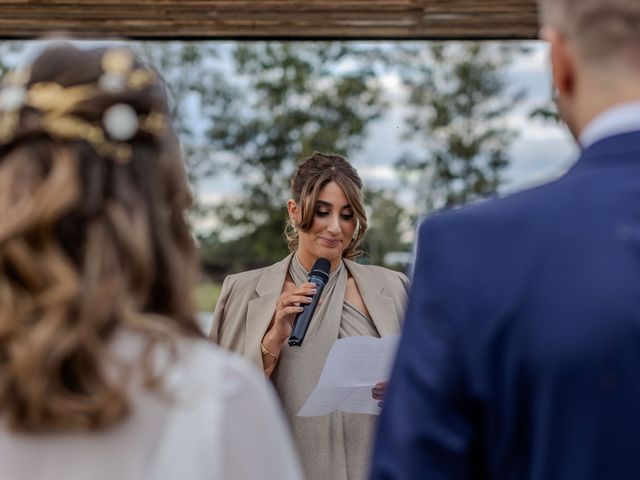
left=0, top=1, right=540, bottom=40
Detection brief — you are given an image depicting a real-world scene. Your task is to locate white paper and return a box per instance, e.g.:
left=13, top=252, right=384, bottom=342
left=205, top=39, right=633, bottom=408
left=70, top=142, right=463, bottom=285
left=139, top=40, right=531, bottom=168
left=297, top=335, right=400, bottom=417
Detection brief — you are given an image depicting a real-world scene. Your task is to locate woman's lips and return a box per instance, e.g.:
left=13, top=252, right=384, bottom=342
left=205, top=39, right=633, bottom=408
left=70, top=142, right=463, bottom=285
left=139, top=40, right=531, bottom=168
left=319, top=237, right=341, bottom=247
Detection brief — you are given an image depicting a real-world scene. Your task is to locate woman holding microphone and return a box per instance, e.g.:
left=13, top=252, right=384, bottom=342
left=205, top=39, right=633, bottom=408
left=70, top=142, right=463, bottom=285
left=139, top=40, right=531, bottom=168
left=211, top=152, right=409, bottom=480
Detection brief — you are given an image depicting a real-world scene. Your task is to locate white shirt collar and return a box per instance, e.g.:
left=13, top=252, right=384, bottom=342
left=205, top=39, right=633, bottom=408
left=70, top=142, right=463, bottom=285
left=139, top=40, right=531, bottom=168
left=579, top=101, right=640, bottom=150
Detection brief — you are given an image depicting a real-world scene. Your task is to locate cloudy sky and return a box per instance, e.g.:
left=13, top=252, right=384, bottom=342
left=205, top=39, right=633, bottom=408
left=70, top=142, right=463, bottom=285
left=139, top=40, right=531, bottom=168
left=192, top=41, right=579, bottom=224
left=350, top=42, right=578, bottom=197
left=7, top=39, right=580, bottom=226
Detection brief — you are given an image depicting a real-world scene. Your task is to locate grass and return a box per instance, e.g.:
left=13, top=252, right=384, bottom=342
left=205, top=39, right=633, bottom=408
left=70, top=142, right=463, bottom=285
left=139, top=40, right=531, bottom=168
left=194, top=281, right=222, bottom=312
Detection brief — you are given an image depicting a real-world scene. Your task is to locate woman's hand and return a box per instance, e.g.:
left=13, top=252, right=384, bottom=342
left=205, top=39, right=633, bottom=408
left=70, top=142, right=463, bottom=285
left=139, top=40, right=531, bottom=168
left=269, top=282, right=316, bottom=341
left=261, top=282, right=317, bottom=366
left=371, top=381, right=388, bottom=408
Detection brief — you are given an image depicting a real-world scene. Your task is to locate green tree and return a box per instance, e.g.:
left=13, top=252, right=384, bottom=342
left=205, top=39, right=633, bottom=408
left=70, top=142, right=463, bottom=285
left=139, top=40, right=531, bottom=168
left=363, top=188, right=411, bottom=266
left=202, top=42, right=387, bottom=266
left=135, top=43, right=233, bottom=206
left=530, top=86, right=561, bottom=124
left=396, top=43, right=527, bottom=214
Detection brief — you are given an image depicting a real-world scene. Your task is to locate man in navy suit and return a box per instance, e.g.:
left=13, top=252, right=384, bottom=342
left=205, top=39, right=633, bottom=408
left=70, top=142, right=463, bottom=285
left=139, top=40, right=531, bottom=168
left=370, top=0, right=640, bottom=478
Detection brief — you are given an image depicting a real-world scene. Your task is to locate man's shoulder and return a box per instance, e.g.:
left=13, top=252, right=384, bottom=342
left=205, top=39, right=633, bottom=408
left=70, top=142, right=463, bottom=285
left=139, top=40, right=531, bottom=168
left=420, top=176, right=571, bottom=241
left=414, top=175, right=580, bottom=281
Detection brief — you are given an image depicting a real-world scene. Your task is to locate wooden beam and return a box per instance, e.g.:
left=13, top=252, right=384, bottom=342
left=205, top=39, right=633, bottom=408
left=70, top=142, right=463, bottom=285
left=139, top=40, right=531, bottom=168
left=0, top=1, right=540, bottom=40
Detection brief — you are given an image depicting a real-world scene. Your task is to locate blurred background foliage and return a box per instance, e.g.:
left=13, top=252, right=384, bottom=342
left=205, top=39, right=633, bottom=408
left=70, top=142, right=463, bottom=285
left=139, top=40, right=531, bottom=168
left=133, top=42, right=531, bottom=278
left=1, top=41, right=557, bottom=310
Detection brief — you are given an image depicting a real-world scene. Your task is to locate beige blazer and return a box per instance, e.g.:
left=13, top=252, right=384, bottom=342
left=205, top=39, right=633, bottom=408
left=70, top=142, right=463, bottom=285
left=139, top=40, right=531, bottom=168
left=210, top=253, right=410, bottom=370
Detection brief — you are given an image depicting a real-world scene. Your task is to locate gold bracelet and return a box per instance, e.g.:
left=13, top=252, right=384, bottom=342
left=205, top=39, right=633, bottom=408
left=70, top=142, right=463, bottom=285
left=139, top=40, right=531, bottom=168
left=260, top=342, right=279, bottom=361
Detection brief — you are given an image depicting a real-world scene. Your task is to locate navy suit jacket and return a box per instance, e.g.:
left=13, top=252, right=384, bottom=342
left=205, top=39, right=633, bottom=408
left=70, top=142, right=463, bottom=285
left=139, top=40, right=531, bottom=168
left=371, top=131, right=640, bottom=480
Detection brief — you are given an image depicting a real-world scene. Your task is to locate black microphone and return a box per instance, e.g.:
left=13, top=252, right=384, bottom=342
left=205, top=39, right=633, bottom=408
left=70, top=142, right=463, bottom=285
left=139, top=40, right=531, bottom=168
left=288, top=257, right=331, bottom=347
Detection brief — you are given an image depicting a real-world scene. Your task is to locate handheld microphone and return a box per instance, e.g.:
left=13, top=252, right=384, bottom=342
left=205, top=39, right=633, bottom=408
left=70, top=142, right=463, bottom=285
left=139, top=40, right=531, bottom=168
left=288, top=257, right=331, bottom=347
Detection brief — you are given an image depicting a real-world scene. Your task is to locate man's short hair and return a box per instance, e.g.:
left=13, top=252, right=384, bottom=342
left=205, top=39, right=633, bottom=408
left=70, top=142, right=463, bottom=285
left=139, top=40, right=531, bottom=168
left=539, top=0, right=640, bottom=64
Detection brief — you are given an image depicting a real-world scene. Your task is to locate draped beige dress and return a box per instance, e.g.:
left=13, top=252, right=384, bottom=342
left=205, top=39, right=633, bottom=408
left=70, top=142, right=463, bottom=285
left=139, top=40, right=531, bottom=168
left=211, top=253, right=409, bottom=480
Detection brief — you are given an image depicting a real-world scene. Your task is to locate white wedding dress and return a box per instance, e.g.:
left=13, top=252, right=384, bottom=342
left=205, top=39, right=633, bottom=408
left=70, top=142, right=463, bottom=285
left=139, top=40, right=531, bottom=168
left=0, top=332, right=302, bottom=480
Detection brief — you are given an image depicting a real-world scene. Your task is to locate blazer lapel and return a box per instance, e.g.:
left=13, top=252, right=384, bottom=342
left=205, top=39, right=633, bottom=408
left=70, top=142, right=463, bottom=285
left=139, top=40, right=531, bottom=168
left=244, top=254, right=293, bottom=367
left=345, top=260, right=401, bottom=337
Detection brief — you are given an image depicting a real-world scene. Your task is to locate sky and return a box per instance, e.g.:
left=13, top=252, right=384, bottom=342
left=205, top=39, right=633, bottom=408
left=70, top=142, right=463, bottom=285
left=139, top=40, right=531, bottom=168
left=191, top=41, right=580, bottom=227
left=4, top=39, right=580, bottom=233
left=350, top=42, right=578, bottom=198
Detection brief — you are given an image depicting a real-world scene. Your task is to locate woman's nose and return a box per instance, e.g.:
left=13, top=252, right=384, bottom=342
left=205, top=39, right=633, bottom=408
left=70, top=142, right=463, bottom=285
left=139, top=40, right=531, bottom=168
left=327, top=215, right=341, bottom=234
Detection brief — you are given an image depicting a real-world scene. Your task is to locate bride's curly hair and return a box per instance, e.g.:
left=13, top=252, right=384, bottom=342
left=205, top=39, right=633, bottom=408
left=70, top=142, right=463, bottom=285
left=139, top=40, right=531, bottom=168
left=0, top=44, right=202, bottom=432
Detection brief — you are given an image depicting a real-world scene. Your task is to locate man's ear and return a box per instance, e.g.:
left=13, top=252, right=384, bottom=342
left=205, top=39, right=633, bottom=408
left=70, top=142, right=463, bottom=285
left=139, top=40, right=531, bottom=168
left=287, top=199, right=300, bottom=225
left=542, top=27, right=576, bottom=99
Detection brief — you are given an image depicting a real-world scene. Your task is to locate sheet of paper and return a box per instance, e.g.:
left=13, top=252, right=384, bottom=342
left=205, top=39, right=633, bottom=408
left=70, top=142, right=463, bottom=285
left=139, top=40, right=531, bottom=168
left=297, top=335, right=400, bottom=417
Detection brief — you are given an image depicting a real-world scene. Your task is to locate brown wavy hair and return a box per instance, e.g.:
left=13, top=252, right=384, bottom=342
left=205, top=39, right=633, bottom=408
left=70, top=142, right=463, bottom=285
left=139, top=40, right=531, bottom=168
left=285, top=152, right=367, bottom=260
left=0, top=44, right=202, bottom=432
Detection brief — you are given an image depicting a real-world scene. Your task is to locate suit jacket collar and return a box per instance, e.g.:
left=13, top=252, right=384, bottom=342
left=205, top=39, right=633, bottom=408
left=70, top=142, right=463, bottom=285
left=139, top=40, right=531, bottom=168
left=254, top=253, right=294, bottom=296
left=571, top=130, right=640, bottom=174
left=343, top=258, right=385, bottom=294
left=579, top=101, right=640, bottom=150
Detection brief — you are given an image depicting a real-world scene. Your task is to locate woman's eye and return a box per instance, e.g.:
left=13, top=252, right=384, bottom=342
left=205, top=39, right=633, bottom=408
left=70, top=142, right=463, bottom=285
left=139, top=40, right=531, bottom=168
left=315, top=210, right=329, bottom=217
left=341, top=213, right=354, bottom=221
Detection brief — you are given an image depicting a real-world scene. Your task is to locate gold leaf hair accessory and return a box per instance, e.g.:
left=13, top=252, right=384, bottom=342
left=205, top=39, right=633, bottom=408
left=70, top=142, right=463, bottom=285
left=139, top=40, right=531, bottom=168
left=0, top=48, right=167, bottom=163
left=28, top=82, right=97, bottom=114
left=0, top=68, right=30, bottom=142
left=99, top=48, right=156, bottom=93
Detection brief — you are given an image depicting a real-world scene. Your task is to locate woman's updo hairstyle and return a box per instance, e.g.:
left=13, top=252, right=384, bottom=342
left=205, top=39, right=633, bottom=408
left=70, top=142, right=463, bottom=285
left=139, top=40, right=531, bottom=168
left=0, top=43, right=201, bottom=433
left=286, top=152, right=367, bottom=260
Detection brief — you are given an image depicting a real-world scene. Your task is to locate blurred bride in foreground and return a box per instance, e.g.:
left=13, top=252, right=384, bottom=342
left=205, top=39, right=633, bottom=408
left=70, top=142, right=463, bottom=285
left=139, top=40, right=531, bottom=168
left=0, top=43, right=301, bottom=480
